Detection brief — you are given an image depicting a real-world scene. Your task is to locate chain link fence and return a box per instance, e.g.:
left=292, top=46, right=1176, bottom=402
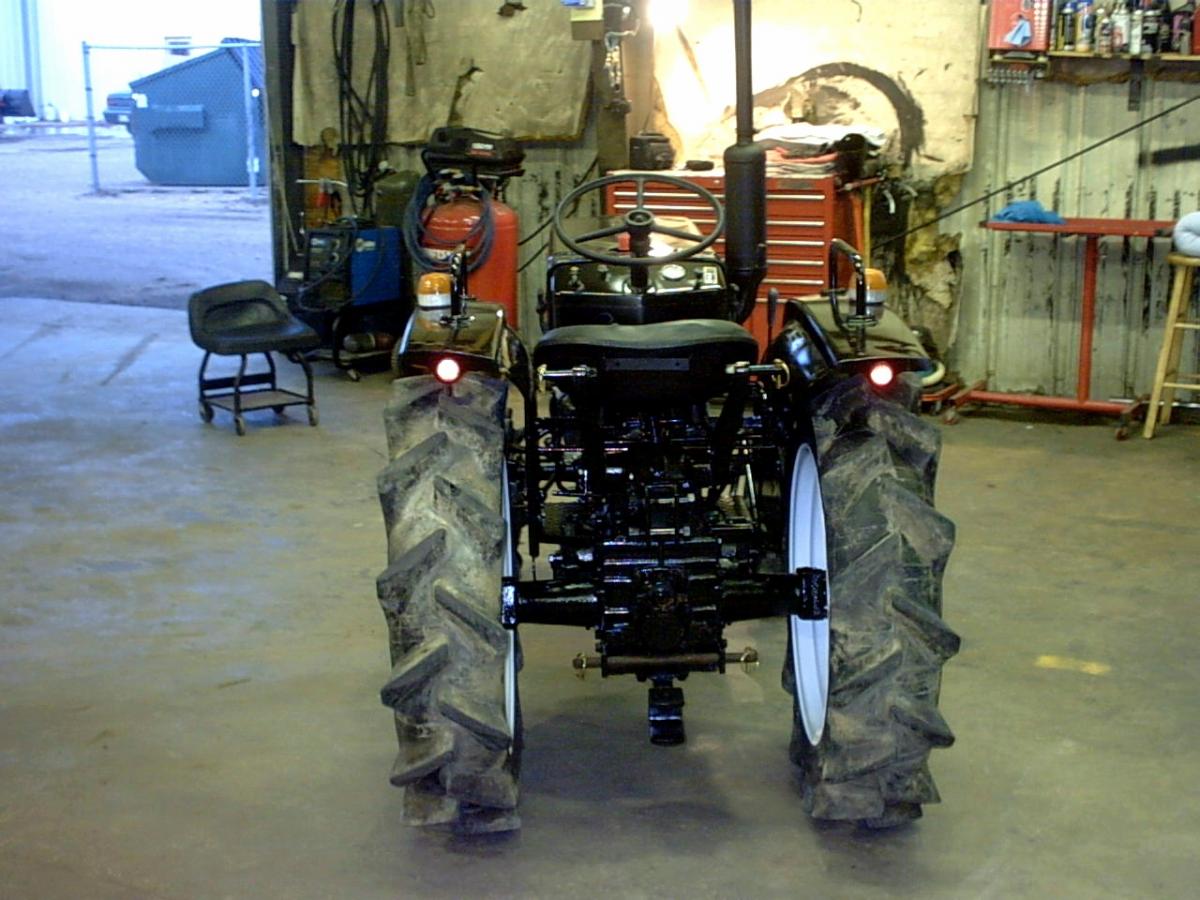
left=82, top=40, right=264, bottom=197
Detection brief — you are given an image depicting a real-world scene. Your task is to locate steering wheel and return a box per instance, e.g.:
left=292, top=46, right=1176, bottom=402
left=552, top=173, right=726, bottom=267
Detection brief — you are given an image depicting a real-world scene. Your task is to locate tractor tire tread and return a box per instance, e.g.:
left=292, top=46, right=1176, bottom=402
left=389, top=726, right=455, bottom=786
left=375, top=374, right=520, bottom=833
left=789, top=376, right=959, bottom=827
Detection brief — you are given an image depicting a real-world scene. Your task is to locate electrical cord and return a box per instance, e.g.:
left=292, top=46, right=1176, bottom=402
left=518, top=215, right=553, bottom=247
left=331, top=0, right=391, bottom=219
left=517, top=240, right=549, bottom=274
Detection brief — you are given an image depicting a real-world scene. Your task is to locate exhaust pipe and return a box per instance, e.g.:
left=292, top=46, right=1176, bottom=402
left=723, top=0, right=767, bottom=325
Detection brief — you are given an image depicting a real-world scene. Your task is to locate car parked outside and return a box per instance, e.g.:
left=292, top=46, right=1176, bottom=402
left=103, top=92, right=135, bottom=127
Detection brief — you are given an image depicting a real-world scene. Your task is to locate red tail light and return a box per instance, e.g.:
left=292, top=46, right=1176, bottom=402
left=434, top=357, right=462, bottom=384
left=868, top=362, right=895, bottom=388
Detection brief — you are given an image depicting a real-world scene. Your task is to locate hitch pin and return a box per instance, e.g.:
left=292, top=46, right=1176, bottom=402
left=571, top=648, right=760, bottom=677
left=733, top=646, right=760, bottom=674
left=537, top=364, right=597, bottom=389
left=572, top=652, right=595, bottom=679
left=725, top=359, right=790, bottom=388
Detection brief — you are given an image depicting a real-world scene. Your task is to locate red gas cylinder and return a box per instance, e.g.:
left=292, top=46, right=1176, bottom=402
left=421, top=196, right=519, bottom=326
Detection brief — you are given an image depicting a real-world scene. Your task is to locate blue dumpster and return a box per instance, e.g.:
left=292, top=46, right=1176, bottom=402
left=129, top=42, right=265, bottom=186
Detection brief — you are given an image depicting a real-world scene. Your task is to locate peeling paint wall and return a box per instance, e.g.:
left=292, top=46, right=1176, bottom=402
left=651, top=1, right=983, bottom=353
left=949, top=76, right=1200, bottom=401
left=653, top=0, right=982, bottom=179
left=881, top=173, right=967, bottom=355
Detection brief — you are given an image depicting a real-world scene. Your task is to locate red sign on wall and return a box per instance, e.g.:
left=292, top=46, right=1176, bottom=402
left=989, top=0, right=1053, bottom=52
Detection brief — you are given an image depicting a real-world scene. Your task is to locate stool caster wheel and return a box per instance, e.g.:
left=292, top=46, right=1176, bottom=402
left=272, top=405, right=285, bottom=415
left=234, top=415, right=247, bottom=436
left=346, top=368, right=361, bottom=383
left=198, top=401, right=214, bottom=423
left=307, top=406, right=319, bottom=427
left=942, top=409, right=960, bottom=425
left=1115, top=413, right=1132, bottom=441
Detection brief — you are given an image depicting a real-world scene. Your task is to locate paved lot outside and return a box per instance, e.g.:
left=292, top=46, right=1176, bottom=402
left=0, top=126, right=271, bottom=309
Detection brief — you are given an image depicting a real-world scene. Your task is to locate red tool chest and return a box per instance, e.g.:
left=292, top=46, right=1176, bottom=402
left=605, top=172, right=858, bottom=350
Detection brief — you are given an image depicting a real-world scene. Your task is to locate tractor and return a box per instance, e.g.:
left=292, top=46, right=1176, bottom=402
left=374, top=0, right=959, bottom=834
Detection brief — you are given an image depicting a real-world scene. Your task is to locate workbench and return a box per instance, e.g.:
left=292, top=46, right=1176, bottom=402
left=950, top=216, right=1174, bottom=436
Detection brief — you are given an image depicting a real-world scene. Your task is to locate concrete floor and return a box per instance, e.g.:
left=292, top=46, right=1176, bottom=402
left=1, top=296, right=1198, bottom=899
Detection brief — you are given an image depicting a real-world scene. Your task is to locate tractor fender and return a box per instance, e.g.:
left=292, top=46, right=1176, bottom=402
left=769, top=299, right=933, bottom=393
left=395, top=301, right=532, bottom=397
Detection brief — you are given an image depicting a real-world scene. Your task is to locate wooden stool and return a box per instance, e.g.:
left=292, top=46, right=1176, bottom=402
left=1144, top=252, right=1200, bottom=438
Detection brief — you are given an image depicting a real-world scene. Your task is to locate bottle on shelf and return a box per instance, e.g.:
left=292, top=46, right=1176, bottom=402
left=1155, top=0, right=1174, bottom=52
left=1096, top=6, right=1114, bottom=53
left=1059, top=0, right=1078, bottom=50
left=1142, top=0, right=1161, bottom=52
left=1111, top=1, right=1131, bottom=51
left=1077, top=0, right=1095, bottom=51
left=1130, top=3, right=1144, bottom=54
left=1172, top=3, right=1194, bottom=54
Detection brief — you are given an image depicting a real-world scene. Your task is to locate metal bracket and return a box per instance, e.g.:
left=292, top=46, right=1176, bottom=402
left=725, top=358, right=791, bottom=388
left=789, top=567, right=828, bottom=621
left=536, top=364, right=597, bottom=390
left=1128, top=57, right=1144, bottom=113
left=500, top=580, right=518, bottom=629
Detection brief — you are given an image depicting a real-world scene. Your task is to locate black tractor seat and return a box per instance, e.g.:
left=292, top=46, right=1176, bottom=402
left=198, top=316, right=318, bottom=357
left=534, top=319, right=758, bottom=406
left=188, top=280, right=321, bottom=435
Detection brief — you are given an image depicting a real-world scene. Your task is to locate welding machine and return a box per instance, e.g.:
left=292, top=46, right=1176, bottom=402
left=292, top=223, right=409, bottom=378
left=300, top=224, right=404, bottom=309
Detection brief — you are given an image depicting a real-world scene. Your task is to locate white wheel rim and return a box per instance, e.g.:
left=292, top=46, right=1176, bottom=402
left=501, top=461, right=517, bottom=742
left=788, top=444, right=830, bottom=746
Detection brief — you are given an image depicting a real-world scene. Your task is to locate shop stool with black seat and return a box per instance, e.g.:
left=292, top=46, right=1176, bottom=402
left=189, top=280, right=321, bottom=435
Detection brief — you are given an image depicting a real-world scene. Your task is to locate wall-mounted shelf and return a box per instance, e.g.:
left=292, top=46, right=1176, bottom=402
left=1048, top=51, right=1200, bottom=61
left=1042, top=51, right=1200, bottom=110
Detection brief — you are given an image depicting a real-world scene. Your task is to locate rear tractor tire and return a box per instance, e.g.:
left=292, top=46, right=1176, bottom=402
left=375, top=373, right=521, bottom=834
left=786, top=375, right=960, bottom=828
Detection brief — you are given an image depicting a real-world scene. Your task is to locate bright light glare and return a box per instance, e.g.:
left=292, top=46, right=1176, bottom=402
left=869, top=363, right=895, bottom=388
left=649, top=0, right=688, bottom=32
left=434, top=358, right=462, bottom=384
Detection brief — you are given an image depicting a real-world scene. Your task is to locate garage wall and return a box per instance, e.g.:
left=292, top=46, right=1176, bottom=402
left=947, top=75, right=1200, bottom=400
left=290, top=1, right=591, bottom=144
left=282, top=2, right=600, bottom=339
left=645, top=1, right=987, bottom=356
left=652, top=0, right=983, bottom=180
